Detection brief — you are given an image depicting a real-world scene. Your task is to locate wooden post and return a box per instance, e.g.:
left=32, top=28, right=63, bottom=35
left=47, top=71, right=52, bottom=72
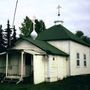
left=48, top=56, right=50, bottom=81
left=21, top=51, right=24, bottom=79
left=6, top=53, right=8, bottom=77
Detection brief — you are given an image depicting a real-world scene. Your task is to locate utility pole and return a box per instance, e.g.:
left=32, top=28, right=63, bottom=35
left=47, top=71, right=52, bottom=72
left=12, top=0, right=18, bottom=28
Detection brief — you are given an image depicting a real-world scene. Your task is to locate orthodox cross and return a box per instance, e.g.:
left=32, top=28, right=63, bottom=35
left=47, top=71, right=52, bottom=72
left=54, top=4, right=64, bottom=25
left=57, top=4, right=61, bottom=16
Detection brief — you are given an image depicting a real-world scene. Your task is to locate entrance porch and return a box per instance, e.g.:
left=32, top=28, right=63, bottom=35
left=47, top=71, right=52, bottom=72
left=1, top=50, right=34, bottom=84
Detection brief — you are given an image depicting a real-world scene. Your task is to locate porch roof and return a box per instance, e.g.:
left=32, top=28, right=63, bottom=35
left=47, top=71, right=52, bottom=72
left=15, top=37, right=69, bottom=57
left=0, top=52, right=6, bottom=55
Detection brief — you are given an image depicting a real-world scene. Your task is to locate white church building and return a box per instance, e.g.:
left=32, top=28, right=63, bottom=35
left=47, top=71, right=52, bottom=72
left=0, top=24, right=90, bottom=84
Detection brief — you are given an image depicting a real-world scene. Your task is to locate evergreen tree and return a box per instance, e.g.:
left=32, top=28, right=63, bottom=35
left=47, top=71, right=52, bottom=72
left=4, top=20, right=12, bottom=48
left=19, top=16, right=33, bottom=37
left=11, top=26, right=17, bottom=46
left=0, top=25, right=5, bottom=52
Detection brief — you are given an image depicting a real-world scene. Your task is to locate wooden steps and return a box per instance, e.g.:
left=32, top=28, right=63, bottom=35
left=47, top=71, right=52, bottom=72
left=1, top=77, right=20, bottom=84
left=0, top=74, right=33, bottom=84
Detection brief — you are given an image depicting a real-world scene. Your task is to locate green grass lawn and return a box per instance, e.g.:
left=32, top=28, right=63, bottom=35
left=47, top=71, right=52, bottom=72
left=0, top=75, right=90, bottom=90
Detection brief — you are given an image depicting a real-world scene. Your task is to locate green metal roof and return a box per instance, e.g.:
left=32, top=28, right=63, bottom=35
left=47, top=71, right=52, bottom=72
left=19, top=37, right=69, bottom=57
left=37, top=24, right=89, bottom=47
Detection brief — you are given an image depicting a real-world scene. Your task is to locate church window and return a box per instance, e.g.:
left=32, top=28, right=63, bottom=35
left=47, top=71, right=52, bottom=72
left=76, top=53, right=80, bottom=66
left=77, top=53, right=79, bottom=59
left=84, top=54, right=87, bottom=67
left=53, top=57, right=55, bottom=61
left=77, top=60, right=80, bottom=66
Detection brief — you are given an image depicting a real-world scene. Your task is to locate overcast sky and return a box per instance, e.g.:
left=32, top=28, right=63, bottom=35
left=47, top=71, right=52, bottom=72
left=0, top=0, right=90, bottom=37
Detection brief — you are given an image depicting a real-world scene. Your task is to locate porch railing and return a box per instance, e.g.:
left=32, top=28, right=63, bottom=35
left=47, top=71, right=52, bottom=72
left=7, top=65, right=20, bottom=76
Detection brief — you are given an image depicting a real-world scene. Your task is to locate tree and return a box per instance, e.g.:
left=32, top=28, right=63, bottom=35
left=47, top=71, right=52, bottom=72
left=35, top=19, right=46, bottom=34
left=39, top=20, right=46, bottom=32
left=4, top=20, right=12, bottom=48
left=75, top=31, right=84, bottom=38
left=35, top=19, right=41, bottom=34
left=19, top=16, right=33, bottom=37
left=0, top=25, right=5, bottom=52
left=82, top=36, right=90, bottom=44
left=75, top=30, right=90, bottom=45
left=11, top=26, right=17, bottom=46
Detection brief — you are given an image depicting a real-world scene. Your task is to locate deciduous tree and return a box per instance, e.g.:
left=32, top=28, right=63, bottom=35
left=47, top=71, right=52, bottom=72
left=75, top=31, right=84, bottom=38
left=35, top=19, right=46, bottom=34
left=19, top=16, right=33, bottom=37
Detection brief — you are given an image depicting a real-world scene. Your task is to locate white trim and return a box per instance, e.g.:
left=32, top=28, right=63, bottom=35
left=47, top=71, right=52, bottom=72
left=6, top=53, right=8, bottom=77
left=48, top=56, right=51, bottom=80
left=68, top=41, right=71, bottom=75
left=21, top=51, right=24, bottom=79
left=24, top=50, right=40, bottom=55
left=24, top=49, right=46, bottom=55
left=6, top=76, right=20, bottom=79
left=0, top=52, right=6, bottom=55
